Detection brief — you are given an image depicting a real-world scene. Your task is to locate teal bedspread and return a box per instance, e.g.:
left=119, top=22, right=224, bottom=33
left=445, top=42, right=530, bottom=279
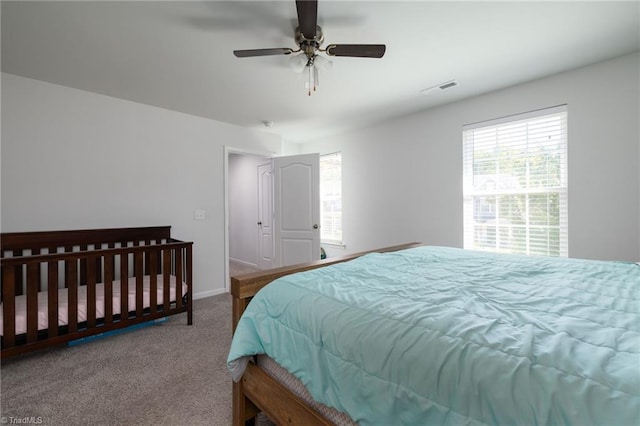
left=227, top=246, right=640, bottom=425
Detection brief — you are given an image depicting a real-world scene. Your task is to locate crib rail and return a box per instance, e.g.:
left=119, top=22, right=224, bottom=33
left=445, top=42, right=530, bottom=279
left=1, top=226, right=175, bottom=297
left=1, top=226, right=172, bottom=251
left=1, top=228, right=192, bottom=359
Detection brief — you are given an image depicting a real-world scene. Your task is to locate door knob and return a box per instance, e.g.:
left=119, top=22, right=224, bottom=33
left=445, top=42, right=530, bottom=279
left=257, top=221, right=262, bottom=226
left=313, top=224, right=319, bottom=229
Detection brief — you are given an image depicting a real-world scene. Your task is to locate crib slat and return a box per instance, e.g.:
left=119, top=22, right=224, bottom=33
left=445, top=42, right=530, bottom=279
left=175, top=247, right=183, bottom=309
left=135, top=251, right=144, bottom=318
left=120, top=253, right=128, bottom=321
left=144, top=240, right=151, bottom=275
left=14, top=249, right=24, bottom=296
left=67, top=259, right=78, bottom=333
left=86, top=255, right=96, bottom=328
left=149, top=250, right=158, bottom=314
left=2, top=266, right=17, bottom=347
left=163, top=249, right=171, bottom=310
left=48, top=261, right=59, bottom=338
left=186, top=244, right=193, bottom=325
left=63, top=246, right=73, bottom=288
left=108, top=242, right=116, bottom=280
left=26, top=263, right=39, bottom=343
left=79, top=244, right=88, bottom=286
left=104, top=254, right=114, bottom=324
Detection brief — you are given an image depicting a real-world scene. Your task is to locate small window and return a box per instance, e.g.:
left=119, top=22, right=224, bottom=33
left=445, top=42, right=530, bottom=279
left=463, top=105, right=568, bottom=256
left=320, top=152, right=343, bottom=245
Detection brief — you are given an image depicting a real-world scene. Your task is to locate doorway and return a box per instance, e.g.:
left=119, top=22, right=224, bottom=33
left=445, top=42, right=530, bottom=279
left=224, top=147, right=321, bottom=292
left=224, top=147, right=272, bottom=291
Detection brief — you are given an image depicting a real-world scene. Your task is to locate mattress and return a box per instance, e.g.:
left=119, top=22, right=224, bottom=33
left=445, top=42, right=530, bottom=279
left=0, top=274, right=187, bottom=336
left=228, top=246, right=640, bottom=425
left=257, top=354, right=356, bottom=425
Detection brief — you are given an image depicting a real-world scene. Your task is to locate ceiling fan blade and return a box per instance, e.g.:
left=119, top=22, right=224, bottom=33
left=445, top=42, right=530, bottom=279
left=325, top=44, right=386, bottom=58
left=233, top=48, right=294, bottom=58
left=296, top=0, right=318, bottom=39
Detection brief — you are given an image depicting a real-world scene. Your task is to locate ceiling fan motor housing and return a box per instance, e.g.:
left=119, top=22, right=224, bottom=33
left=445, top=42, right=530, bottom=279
left=295, top=26, right=324, bottom=59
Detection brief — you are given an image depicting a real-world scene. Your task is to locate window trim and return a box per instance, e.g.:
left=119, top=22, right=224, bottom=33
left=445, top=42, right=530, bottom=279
left=320, top=151, right=343, bottom=246
left=462, top=105, right=568, bottom=257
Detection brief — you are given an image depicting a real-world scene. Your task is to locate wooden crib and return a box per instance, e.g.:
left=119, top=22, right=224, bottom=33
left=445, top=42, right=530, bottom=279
left=1, top=226, right=193, bottom=359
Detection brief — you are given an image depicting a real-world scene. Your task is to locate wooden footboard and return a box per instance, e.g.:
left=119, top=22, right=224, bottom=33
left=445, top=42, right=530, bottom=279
left=1, top=226, right=193, bottom=359
left=230, top=242, right=422, bottom=426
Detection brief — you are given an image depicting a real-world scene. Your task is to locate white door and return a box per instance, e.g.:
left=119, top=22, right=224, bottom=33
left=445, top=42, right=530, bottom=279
left=273, top=153, right=320, bottom=267
left=257, top=162, right=275, bottom=269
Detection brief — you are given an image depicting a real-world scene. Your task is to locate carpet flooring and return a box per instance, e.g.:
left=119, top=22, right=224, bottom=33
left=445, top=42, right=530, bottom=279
left=0, top=294, right=271, bottom=426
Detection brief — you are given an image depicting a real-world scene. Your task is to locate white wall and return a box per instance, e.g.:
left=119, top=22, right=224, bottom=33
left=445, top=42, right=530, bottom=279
left=228, top=153, right=270, bottom=266
left=1, top=73, right=282, bottom=298
left=297, top=53, right=640, bottom=262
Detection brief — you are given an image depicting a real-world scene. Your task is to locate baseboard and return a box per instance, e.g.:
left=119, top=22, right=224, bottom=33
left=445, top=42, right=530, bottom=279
left=229, top=257, right=259, bottom=269
left=194, top=288, right=227, bottom=300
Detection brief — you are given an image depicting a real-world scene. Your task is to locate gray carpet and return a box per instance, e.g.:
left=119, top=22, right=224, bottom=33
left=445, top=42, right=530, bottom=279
left=0, top=294, right=270, bottom=426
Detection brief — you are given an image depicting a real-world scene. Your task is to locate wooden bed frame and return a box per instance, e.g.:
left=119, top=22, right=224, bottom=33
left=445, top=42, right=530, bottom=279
left=230, top=242, right=422, bottom=426
left=1, top=226, right=193, bottom=359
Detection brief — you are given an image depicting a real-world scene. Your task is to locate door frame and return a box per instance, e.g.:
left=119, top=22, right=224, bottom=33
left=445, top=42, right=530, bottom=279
left=223, top=145, right=274, bottom=293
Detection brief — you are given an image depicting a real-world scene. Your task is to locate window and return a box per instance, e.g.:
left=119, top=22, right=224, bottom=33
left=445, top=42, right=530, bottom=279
left=320, top=152, right=343, bottom=245
left=463, top=105, right=568, bottom=257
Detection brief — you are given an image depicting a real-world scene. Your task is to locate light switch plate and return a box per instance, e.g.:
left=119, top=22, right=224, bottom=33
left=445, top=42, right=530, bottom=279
left=194, top=209, right=206, bottom=220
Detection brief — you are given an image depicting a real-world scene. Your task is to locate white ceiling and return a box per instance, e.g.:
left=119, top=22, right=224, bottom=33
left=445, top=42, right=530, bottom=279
left=2, top=1, right=639, bottom=143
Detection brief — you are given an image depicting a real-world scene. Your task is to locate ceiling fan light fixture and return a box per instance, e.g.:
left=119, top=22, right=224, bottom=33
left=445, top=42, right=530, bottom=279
left=288, top=53, right=307, bottom=73
left=313, top=54, right=333, bottom=70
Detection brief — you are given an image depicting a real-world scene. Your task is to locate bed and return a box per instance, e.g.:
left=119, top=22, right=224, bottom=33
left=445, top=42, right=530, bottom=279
left=228, top=243, right=640, bottom=425
left=1, top=226, right=193, bottom=359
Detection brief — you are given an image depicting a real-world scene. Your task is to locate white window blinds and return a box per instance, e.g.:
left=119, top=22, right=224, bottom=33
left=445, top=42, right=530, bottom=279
left=463, top=105, right=568, bottom=257
left=320, top=152, right=343, bottom=244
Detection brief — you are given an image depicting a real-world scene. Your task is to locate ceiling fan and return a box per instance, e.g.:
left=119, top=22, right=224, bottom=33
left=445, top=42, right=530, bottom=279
left=233, top=0, right=386, bottom=95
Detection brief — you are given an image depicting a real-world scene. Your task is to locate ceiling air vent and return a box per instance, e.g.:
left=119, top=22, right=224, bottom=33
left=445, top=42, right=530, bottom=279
left=420, top=80, right=458, bottom=96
